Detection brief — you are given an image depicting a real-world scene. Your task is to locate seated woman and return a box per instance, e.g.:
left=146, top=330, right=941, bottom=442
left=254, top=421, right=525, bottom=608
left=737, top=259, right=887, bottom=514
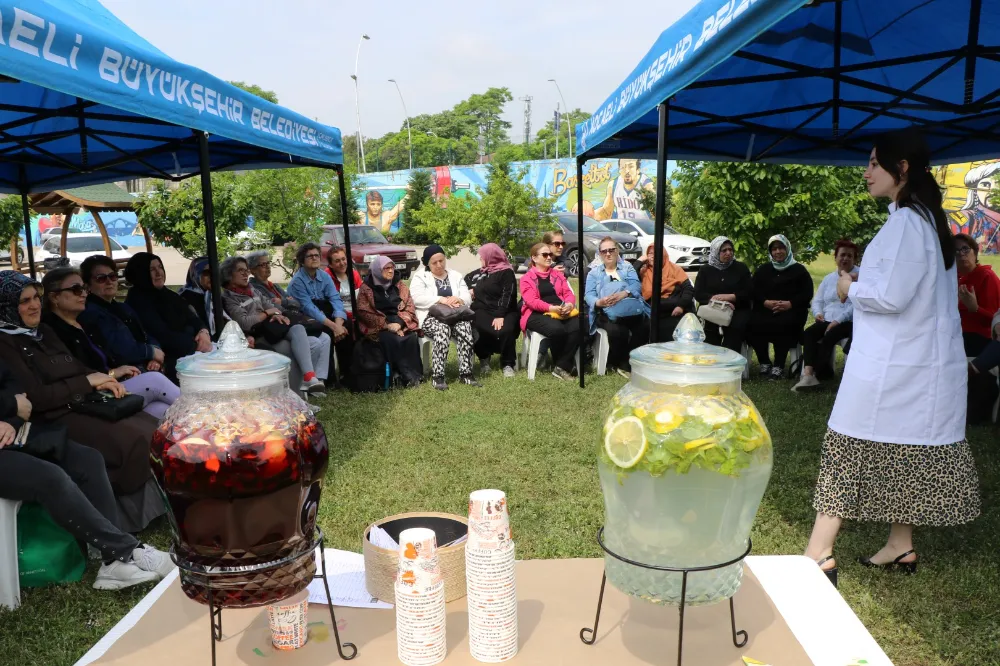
left=247, top=251, right=301, bottom=313
left=520, top=242, right=581, bottom=380
left=585, top=237, right=648, bottom=377
left=411, top=245, right=479, bottom=390
left=0, top=272, right=165, bottom=532
left=356, top=256, right=423, bottom=387
left=635, top=242, right=694, bottom=342
left=220, top=256, right=330, bottom=394
left=955, top=233, right=1000, bottom=357
left=125, top=253, right=212, bottom=378
left=287, top=242, right=352, bottom=383
left=41, top=268, right=179, bottom=420
left=694, top=237, right=753, bottom=352
left=0, top=359, right=175, bottom=590
left=323, top=245, right=363, bottom=322
left=177, top=257, right=219, bottom=339
left=793, top=239, right=859, bottom=391
left=748, top=235, right=813, bottom=378
left=470, top=244, right=519, bottom=377
left=79, top=255, right=167, bottom=375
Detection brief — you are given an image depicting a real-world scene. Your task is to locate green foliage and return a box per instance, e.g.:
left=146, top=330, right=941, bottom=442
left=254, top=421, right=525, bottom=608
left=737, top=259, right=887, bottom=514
left=394, top=170, right=434, bottom=244
left=233, top=168, right=330, bottom=248
left=407, top=155, right=555, bottom=255
left=673, top=162, right=884, bottom=267
left=0, top=195, right=24, bottom=247
left=229, top=81, right=278, bottom=104
left=636, top=180, right=669, bottom=220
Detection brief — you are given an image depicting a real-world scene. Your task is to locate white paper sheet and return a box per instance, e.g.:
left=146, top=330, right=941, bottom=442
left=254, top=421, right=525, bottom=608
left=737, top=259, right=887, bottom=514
left=307, top=548, right=392, bottom=609
left=367, top=525, right=399, bottom=550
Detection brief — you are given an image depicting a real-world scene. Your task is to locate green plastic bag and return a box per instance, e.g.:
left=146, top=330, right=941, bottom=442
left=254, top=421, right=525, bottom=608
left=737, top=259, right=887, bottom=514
left=16, top=503, right=85, bottom=588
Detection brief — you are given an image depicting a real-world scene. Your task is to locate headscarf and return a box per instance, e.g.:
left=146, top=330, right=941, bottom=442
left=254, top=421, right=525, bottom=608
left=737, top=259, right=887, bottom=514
left=0, top=271, right=41, bottom=337
left=478, top=244, right=513, bottom=274
left=422, top=244, right=446, bottom=270
left=124, top=252, right=196, bottom=331
left=177, top=257, right=215, bottom=336
left=369, top=256, right=394, bottom=288
left=641, top=245, right=689, bottom=301
left=767, top=234, right=797, bottom=271
left=708, top=236, right=735, bottom=271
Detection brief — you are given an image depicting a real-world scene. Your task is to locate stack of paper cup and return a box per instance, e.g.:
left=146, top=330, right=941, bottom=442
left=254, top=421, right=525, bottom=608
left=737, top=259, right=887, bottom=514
left=394, top=527, right=447, bottom=666
left=466, top=489, right=518, bottom=662
left=266, top=589, right=309, bottom=650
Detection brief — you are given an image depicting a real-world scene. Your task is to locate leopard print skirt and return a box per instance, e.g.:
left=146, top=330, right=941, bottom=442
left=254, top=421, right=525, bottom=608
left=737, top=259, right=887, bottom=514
left=812, top=429, right=981, bottom=526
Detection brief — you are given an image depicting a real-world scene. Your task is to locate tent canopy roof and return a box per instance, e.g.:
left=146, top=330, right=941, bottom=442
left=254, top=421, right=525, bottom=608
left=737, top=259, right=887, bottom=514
left=577, top=0, right=1000, bottom=165
left=0, top=0, right=343, bottom=194
left=29, top=182, right=133, bottom=212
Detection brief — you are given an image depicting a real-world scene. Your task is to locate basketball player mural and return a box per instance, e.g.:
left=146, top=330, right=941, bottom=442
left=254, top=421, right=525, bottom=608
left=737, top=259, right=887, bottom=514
left=358, top=190, right=407, bottom=234
left=594, top=158, right=654, bottom=221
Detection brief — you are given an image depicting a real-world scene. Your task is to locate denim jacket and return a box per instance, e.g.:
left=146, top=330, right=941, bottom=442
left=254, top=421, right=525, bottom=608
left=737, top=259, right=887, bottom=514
left=584, top=259, right=648, bottom=334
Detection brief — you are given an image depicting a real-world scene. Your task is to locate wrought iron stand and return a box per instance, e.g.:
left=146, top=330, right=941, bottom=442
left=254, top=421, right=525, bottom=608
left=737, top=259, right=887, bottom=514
left=171, top=528, right=358, bottom=666
left=579, top=527, right=751, bottom=666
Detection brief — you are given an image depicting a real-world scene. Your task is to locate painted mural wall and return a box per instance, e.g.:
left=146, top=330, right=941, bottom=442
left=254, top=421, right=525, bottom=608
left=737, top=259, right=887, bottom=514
left=25, top=210, right=146, bottom=247
left=937, top=160, right=1000, bottom=254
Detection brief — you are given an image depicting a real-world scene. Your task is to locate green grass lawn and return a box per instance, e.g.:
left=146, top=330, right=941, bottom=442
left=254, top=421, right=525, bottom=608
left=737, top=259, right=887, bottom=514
left=1, top=266, right=998, bottom=666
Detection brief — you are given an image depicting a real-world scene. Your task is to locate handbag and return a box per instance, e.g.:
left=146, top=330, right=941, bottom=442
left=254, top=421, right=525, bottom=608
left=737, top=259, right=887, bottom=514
left=285, top=310, right=326, bottom=337
left=251, top=317, right=292, bottom=344
left=69, top=390, right=144, bottom=422
left=603, top=297, right=647, bottom=321
left=698, top=299, right=735, bottom=327
left=17, top=502, right=85, bottom=588
left=428, top=303, right=475, bottom=325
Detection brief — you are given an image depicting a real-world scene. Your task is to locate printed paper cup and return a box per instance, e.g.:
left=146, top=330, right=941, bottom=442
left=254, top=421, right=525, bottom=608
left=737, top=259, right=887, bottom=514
left=397, top=527, right=443, bottom=592
left=266, top=589, right=309, bottom=650
left=467, top=489, right=512, bottom=551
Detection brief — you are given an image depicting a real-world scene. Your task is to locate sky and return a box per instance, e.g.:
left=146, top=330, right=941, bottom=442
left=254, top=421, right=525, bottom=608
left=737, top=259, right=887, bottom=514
left=99, top=0, right=698, bottom=143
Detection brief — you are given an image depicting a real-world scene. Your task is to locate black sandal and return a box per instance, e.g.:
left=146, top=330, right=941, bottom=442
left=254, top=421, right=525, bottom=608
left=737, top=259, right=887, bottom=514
left=858, top=549, right=917, bottom=574
left=816, top=555, right=838, bottom=588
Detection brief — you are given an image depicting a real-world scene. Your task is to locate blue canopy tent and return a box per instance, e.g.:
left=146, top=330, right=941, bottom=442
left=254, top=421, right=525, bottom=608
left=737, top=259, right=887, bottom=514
left=0, top=0, right=358, bottom=338
left=572, top=0, right=1000, bottom=389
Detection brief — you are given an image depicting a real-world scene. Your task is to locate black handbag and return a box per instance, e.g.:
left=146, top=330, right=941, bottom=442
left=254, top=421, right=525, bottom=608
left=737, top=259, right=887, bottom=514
left=69, top=391, right=144, bottom=422
left=251, top=318, right=292, bottom=344
left=428, top=303, right=475, bottom=325
left=286, top=310, right=326, bottom=337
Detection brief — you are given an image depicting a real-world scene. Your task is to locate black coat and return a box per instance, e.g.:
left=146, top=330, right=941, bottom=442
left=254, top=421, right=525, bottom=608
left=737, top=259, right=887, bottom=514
left=749, top=262, right=813, bottom=338
left=694, top=262, right=754, bottom=310
left=470, top=269, right=518, bottom=319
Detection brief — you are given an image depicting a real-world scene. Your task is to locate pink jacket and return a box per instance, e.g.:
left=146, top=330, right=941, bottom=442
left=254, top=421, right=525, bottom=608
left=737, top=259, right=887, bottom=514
left=519, top=267, right=576, bottom=332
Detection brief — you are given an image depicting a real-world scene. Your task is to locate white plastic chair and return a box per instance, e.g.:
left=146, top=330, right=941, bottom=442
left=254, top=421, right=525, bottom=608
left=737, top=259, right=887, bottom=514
left=420, top=337, right=432, bottom=377
left=521, top=330, right=581, bottom=380
left=0, top=499, right=21, bottom=610
left=593, top=328, right=610, bottom=376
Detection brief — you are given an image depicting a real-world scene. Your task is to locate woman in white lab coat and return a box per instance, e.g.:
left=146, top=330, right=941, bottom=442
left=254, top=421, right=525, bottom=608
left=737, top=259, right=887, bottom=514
left=805, top=130, right=980, bottom=587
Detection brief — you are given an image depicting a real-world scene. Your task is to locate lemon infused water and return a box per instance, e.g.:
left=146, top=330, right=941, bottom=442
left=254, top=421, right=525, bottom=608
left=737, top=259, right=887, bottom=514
left=599, top=315, right=773, bottom=606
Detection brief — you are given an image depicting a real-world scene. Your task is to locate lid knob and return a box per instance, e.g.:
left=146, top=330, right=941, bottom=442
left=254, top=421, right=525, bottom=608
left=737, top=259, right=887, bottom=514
left=218, top=321, right=250, bottom=357
left=673, top=312, right=706, bottom=345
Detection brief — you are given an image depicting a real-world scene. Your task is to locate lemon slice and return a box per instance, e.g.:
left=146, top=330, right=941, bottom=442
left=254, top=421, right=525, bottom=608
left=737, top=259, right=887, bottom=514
left=604, top=416, right=648, bottom=469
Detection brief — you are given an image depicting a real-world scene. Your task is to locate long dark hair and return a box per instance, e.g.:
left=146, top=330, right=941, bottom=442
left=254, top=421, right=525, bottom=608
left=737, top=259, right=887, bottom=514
left=873, top=129, right=954, bottom=270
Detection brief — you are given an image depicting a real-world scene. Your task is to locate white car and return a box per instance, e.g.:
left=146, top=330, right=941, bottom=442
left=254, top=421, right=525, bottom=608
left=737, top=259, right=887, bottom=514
left=601, top=219, right=711, bottom=272
left=35, top=233, right=133, bottom=268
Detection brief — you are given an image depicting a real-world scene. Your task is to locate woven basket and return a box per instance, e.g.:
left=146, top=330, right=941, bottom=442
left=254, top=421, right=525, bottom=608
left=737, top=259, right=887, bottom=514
left=363, top=511, right=468, bottom=603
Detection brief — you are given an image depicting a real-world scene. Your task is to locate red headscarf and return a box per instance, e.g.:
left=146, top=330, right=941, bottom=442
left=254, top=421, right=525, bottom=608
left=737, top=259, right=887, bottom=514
left=478, top=244, right=513, bottom=274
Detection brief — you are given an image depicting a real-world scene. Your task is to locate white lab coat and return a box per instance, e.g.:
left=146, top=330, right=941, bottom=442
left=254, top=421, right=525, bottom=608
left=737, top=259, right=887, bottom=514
left=409, top=267, right=472, bottom=326
left=828, top=204, right=966, bottom=446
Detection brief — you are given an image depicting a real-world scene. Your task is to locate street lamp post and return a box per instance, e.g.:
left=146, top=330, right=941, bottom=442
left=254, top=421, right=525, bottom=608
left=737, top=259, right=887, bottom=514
left=352, top=34, right=370, bottom=173
left=388, top=79, right=413, bottom=170
left=548, top=78, right=572, bottom=157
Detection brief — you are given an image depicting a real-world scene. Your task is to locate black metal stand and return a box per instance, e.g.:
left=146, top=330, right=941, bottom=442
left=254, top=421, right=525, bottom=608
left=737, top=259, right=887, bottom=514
left=172, top=528, right=358, bottom=666
left=579, top=527, right=751, bottom=666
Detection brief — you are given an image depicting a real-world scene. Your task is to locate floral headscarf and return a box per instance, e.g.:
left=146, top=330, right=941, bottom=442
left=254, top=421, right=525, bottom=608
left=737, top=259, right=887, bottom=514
left=767, top=234, right=797, bottom=271
left=0, top=271, right=41, bottom=337
left=708, top=236, right=735, bottom=271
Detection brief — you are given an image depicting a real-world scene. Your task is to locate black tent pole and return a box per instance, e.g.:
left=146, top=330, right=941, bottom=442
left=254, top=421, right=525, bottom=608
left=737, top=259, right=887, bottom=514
left=336, top=165, right=359, bottom=338
left=649, top=101, right=669, bottom=343
left=197, top=131, right=225, bottom=337
left=18, top=166, right=36, bottom=280
left=576, top=155, right=586, bottom=389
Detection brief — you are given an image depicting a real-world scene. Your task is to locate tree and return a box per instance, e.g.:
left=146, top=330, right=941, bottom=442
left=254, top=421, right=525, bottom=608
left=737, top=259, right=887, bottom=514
left=456, top=87, right=514, bottom=154
left=637, top=180, right=670, bottom=221
left=394, top=170, right=434, bottom=244
left=0, top=195, right=24, bottom=248
left=233, top=168, right=332, bottom=247
left=407, top=155, right=555, bottom=256
left=672, top=162, right=884, bottom=267
left=230, top=81, right=278, bottom=104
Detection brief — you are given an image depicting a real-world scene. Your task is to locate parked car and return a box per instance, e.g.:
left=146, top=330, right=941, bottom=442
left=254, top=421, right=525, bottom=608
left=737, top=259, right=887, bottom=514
left=601, top=218, right=711, bottom=272
left=34, top=233, right=133, bottom=269
left=39, top=225, right=64, bottom=242
left=515, top=214, right=641, bottom=278
left=318, top=224, right=420, bottom=279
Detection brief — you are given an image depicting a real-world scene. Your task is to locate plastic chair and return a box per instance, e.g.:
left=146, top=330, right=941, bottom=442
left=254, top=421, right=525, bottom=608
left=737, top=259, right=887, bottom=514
left=420, top=337, right=432, bottom=377
left=521, top=330, right=581, bottom=380
left=593, top=328, right=610, bottom=376
left=740, top=343, right=752, bottom=380
left=0, top=499, right=21, bottom=610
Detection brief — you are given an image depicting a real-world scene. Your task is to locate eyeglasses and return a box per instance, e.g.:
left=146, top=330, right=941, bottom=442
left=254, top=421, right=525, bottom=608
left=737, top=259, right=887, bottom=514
left=235, top=267, right=250, bottom=275
left=52, top=284, right=89, bottom=296
left=538, top=252, right=553, bottom=259
left=304, top=253, right=321, bottom=260
left=956, top=246, right=974, bottom=256
left=552, top=241, right=566, bottom=247
left=91, top=273, right=117, bottom=284
left=599, top=248, right=617, bottom=255
left=255, top=261, right=271, bottom=268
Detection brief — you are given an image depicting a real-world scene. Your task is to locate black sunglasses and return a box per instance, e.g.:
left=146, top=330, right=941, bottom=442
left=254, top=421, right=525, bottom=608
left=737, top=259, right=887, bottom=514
left=52, top=283, right=89, bottom=296
left=599, top=248, right=617, bottom=255
left=551, top=241, right=566, bottom=247
left=91, top=273, right=117, bottom=284
left=538, top=252, right=553, bottom=259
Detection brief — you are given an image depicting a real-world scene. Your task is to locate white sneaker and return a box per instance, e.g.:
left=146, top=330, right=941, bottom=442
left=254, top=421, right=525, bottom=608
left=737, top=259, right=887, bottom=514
left=93, top=560, right=159, bottom=590
left=131, top=544, right=176, bottom=579
left=299, top=377, right=326, bottom=394
left=615, top=367, right=631, bottom=379
left=502, top=366, right=516, bottom=378
left=792, top=374, right=820, bottom=392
